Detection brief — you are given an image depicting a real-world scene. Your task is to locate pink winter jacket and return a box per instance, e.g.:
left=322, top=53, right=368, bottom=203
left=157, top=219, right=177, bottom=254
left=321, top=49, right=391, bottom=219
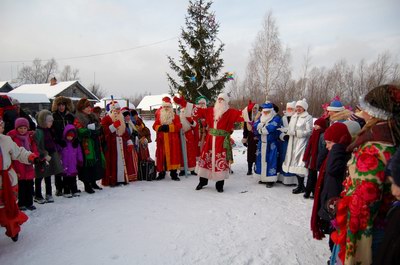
left=7, top=130, right=39, bottom=180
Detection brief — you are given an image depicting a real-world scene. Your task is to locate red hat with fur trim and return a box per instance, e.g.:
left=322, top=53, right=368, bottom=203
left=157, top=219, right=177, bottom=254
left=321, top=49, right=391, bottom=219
left=324, top=122, right=352, bottom=146
left=162, top=96, right=172, bottom=107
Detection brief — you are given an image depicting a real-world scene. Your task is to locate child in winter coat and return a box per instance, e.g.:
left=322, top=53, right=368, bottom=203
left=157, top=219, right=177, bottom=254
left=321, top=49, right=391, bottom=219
left=7, top=118, right=39, bottom=210
left=60, top=125, right=83, bottom=198
left=0, top=116, right=37, bottom=242
left=34, top=110, right=63, bottom=204
left=302, top=117, right=328, bottom=198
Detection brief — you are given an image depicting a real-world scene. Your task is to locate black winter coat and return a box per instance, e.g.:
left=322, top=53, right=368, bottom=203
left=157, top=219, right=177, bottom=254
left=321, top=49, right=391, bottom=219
left=52, top=111, right=75, bottom=145
left=318, top=143, right=351, bottom=221
left=374, top=203, right=400, bottom=265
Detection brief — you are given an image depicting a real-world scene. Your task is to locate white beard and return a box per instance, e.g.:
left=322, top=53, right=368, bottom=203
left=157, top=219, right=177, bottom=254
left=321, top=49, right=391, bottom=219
left=160, top=108, right=175, bottom=125
left=110, top=111, right=126, bottom=136
left=260, top=110, right=275, bottom=124
left=213, top=101, right=229, bottom=121
left=180, top=109, right=191, bottom=132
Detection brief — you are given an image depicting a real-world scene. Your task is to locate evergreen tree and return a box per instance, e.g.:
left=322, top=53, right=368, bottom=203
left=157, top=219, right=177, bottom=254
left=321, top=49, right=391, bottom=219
left=167, top=0, right=227, bottom=103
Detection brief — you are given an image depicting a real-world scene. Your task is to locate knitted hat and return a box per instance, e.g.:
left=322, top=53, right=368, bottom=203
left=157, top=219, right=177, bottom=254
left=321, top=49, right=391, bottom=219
left=327, top=100, right=345, bottom=112
left=162, top=96, right=172, bottom=107
left=217, top=93, right=230, bottom=103
left=324, top=122, right=352, bottom=146
left=296, top=98, right=308, bottom=111
left=314, top=117, right=328, bottom=131
left=343, top=120, right=361, bottom=138
left=15, top=117, right=29, bottom=129
left=76, top=98, right=91, bottom=112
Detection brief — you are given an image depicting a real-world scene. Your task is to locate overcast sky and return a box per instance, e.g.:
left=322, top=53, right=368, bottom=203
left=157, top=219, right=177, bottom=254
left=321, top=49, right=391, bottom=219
left=1, top=0, right=399, bottom=97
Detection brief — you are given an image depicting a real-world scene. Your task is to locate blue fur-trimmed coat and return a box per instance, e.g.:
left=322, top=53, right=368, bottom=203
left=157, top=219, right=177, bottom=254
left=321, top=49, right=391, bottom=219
left=253, top=115, right=282, bottom=182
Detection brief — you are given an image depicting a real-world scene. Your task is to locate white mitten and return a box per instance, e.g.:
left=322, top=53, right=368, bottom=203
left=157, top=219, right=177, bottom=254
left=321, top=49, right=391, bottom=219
left=45, top=155, right=52, bottom=162
left=256, top=123, right=264, bottom=131
left=261, top=127, right=269, bottom=135
left=87, top=123, right=96, bottom=130
left=287, top=130, right=295, bottom=136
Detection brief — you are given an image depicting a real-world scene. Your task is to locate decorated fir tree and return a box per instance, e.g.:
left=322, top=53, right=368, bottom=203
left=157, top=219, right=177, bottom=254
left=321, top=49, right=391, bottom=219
left=167, top=0, right=228, bottom=103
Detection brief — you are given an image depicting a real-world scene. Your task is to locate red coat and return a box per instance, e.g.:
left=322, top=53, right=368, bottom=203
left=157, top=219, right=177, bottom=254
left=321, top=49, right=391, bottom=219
left=194, top=107, right=244, bottom=180
left=7, top=130, right=39, bottom=180
left=180, top=116, right=197, bottom=171
left=152, top=113, right=182, bottom=172
left=101, top=115, right=135, bottom=186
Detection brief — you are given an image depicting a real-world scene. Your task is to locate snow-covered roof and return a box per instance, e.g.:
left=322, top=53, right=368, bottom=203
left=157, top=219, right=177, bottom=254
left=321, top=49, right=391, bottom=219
left=10, top=80, right=99, bottom=100
left=7, top=92, right=50, bottom=103
left=136, top=93, right=171, bottom=111
left=0, top=81, right=8, bottom=88
left=94, top=98, right=135, bottom=109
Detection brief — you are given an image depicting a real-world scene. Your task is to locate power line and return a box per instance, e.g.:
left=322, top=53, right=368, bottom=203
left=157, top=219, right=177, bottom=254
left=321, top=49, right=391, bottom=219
left=0, top=36, right=179, bottom=64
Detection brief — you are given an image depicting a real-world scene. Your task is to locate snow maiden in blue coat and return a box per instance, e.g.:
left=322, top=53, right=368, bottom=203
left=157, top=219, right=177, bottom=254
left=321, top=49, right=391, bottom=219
left=253, top=102, right=282, bottom=188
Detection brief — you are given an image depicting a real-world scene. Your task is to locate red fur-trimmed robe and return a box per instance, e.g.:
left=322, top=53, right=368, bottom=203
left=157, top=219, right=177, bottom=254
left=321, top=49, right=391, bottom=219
left=180, top=114, right=197, bottom=171
left=152, top=112, right=182, bottom=172
left=101, top=115, right=135, bottom=186
left=193, top=106, right=244, bottom=181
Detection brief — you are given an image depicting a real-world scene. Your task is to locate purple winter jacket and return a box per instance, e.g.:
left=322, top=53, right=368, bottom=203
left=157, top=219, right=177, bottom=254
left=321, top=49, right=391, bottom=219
left=61, top=124, right=83, bottom=176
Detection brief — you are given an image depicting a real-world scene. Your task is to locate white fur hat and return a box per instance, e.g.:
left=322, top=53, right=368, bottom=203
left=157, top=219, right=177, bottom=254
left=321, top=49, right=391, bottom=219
left=217, top=93, right=230, bottom=103
left=286, top=101, right=296, bottom=109
left=295, top=98, right=308, bottom=111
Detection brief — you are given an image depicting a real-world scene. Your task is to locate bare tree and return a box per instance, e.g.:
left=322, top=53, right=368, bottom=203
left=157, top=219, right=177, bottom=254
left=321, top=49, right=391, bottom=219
left=245, top=10, right=291, bottom=100
left=17, top=58, right=58, bottom=84
left=59, top=65, right=80, bottom=81
left=88, top=83, right=107, bottom=99
left=125, top=91, right=152, bottom=108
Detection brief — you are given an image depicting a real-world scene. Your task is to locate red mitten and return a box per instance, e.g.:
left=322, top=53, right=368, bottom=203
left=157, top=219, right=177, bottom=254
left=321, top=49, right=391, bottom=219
left=113, top=120, right=121, bottom=128
left=28, top=153, right=38, bottom=163
left=173, top=96, right=187, bottom=108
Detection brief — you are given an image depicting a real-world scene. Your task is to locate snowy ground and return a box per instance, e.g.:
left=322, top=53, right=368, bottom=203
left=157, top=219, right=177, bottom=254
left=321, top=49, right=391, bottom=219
left=0, top=120, right=330, bottom=265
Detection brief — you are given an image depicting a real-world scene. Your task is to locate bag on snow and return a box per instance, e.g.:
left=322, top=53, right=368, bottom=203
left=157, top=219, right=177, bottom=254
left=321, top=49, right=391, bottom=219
left=138, top=159, right=156, bottom=181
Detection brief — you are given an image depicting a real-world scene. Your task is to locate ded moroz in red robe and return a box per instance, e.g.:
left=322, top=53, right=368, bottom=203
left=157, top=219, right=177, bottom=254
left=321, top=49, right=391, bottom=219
left=101, top=115, right=135, bottom=186
left=152, top=110, right=182, bottom=172
left=193, top=105, right=244, bottom=181
left=179, top=110, right=197, bottom=171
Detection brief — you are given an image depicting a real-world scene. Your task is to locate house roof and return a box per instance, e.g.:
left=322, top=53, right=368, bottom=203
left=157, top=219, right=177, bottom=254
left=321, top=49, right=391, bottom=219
left=94, top=98, right=135, bottom=109
left=136, top=93, right=171, bottom=111
left=0, top=81, right=14, bottom=92
left=10, top=80, right=99, bottom=100
left=6, top=92, right=50, bottom=103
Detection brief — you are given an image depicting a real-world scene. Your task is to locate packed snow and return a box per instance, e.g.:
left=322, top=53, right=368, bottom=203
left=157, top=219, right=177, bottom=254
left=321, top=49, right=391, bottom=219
left=0, top=120, right=330, bottom=265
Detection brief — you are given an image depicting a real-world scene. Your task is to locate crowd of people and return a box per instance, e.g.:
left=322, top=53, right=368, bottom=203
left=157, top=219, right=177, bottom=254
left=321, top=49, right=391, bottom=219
left=0, top=84, right=399, bottom=264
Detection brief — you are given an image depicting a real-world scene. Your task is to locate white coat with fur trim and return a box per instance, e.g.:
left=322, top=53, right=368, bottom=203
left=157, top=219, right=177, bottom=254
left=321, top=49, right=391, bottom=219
left=282, top=111, right=313, bottom=176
